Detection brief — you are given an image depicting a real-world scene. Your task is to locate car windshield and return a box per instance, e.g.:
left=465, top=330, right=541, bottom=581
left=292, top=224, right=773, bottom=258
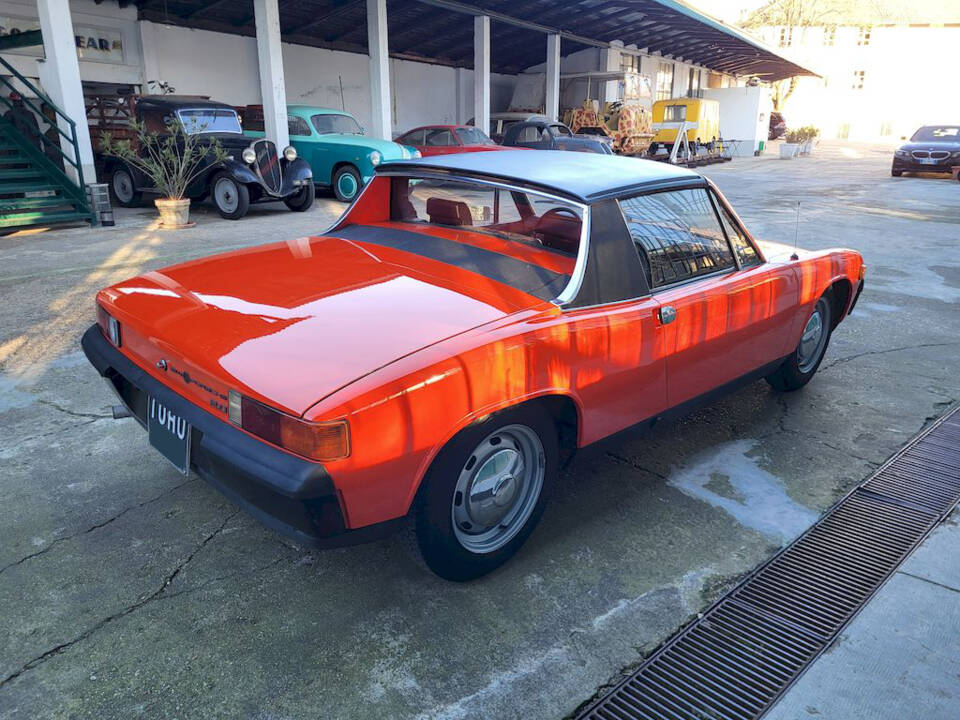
left=388, top=176, right=584, bottom=298
left=177, top=109, right=242, bottom=134
left=455, top=127, right=495, bottom=145
left=911, top=126, right=960, bottom=142
left=312, top=113, right=363, bottom=135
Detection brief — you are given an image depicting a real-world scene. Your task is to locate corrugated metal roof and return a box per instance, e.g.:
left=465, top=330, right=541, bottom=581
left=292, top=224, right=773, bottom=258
left=132, top=0, right=813, bottom=80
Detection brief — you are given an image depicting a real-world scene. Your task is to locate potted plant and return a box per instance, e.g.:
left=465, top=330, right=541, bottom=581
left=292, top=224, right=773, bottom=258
left=801, top=125, right=820, bottom=155
left=100, top=120, right=227, bottom=228
left=780, top=129, right=801, bottom=159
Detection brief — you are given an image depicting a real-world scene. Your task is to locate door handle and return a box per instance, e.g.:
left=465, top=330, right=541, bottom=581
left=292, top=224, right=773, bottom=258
left=658, top=305, right=677, bottom=325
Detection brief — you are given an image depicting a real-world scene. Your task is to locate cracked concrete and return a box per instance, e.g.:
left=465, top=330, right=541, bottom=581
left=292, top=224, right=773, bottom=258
left=0, top=141, right=958, bottom=719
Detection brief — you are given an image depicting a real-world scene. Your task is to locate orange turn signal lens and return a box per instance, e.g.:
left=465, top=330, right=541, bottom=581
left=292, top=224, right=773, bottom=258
left=228, top=390, right=350, bottom=461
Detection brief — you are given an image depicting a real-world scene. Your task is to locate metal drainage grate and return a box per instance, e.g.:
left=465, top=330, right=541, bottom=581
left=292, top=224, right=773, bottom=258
left=578, top=407, right=960, bottom=720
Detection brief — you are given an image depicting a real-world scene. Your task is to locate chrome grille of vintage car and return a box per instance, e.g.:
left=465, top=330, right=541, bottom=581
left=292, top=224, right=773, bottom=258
left=253, top=139, right=282, bottom=194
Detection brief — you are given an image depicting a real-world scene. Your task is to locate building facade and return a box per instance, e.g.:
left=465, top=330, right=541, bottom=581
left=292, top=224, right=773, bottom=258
left=755, top=22, right=960, bottom=141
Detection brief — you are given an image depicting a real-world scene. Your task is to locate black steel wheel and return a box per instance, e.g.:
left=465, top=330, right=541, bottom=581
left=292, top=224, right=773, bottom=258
left=110, top=166, right=141, bottom=207
left=284, top=183, right=315, bottom=212
left=767, top=295, right=833, bottom=392
left=412, top=404, right=558, bottom=581
left=211, top=172, right=250, bottom=220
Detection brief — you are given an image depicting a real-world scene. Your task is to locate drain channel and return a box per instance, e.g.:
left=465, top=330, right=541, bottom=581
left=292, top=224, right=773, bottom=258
left=577, top=407, right=960, bottom=720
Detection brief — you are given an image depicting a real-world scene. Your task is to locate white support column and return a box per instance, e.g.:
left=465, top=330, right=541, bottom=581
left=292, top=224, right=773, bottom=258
left=139, top=21, right=161, bottom=93
left=545, top=33, right=561, bottom=121
left=602, top=39, right=623, bottom=105
left=366, top=0, right=392, bottom=140
left=473, top=15, right=490, bottom=135
left=36, top=0, right=95, bottom=184
left=254, top=0, right=289, bottom=149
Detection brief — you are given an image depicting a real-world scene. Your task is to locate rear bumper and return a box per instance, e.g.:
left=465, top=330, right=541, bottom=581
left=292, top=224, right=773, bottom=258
left=81, top=324, right=403, bottom=548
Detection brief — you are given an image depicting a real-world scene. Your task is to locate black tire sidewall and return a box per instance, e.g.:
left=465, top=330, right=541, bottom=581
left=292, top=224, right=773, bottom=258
left=769, top=296, right=833, bottom=391
left=284, top=182, right=315, bottom=211
left=211, top=172, right=250, bottom=220
left=414, top=405, right=558, bottom=581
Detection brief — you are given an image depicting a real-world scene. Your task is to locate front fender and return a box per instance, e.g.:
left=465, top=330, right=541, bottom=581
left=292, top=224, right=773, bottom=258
left=217, top=160, right=261, bottom=186
left=279, top=158, right=313, bottom=195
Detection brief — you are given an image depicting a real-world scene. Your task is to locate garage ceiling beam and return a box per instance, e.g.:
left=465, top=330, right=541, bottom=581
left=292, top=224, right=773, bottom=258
left=281, top=0, right=364, bottom=36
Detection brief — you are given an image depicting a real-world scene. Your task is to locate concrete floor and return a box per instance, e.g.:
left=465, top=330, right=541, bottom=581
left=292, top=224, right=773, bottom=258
left=0, top=142, right=957, bottom=719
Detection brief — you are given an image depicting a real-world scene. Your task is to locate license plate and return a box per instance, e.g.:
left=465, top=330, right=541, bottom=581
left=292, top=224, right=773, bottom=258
left=919, top=158, right=937, bottom=165
left=148, top=397, right=191, bottom=474
left=25, top=189, right=56, bottom=198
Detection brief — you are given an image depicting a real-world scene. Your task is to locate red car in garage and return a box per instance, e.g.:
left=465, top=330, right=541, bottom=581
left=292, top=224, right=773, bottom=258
left=83, top=151, right=864, bottom=581
left=394, top=124, right=513, bottom=156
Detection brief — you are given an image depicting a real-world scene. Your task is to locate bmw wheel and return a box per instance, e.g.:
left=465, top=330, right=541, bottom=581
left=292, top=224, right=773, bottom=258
left=332, top=165, right=362, bottom=203
left=110, top=166, right=141, bottom=207
left=767, top=294, right=833, bottom=392
left=413, top=405, right=558, bottom=581
left=211, top=172, right=250, bottom=220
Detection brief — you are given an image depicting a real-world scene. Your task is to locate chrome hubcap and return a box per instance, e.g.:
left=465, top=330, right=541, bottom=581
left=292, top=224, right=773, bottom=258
left=798, top=301, right=827, bottom=372
left=452, top=424, right=544, bottom=554
left=214, top=178, right=238, bottom=213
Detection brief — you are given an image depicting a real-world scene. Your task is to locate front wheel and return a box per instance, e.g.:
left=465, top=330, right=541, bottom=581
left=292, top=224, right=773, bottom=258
left=413, top=405, right=558, bottom=581
left=110, top=166, right=141, bottom=207
left=284, top=183, right=315, bottom=212
left=211, top=172, right=250, bottom=220
left=767, top=295, right=833, bottom=392
left=332, top=165, right=362, bottom=203
left=891, top=167, right=903, bottom=177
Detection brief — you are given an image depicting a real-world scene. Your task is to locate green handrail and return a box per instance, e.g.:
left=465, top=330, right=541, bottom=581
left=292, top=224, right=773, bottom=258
left=0, top=53, right=86, bottom=190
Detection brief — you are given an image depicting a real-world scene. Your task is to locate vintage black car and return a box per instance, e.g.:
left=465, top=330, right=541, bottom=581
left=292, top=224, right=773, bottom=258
left=89, top=95, right=314, bottom=219
left=891, top=125, right=960, bottom=178
left=501, top=119, right=613, bottom=154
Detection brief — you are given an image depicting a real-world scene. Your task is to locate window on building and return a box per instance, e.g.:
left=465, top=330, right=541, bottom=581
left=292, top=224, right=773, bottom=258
left=879, top=122, right=893, bottom=137
left=656, top=62, right=674, bottom=101
left=852, top=70, right=865, bottom=90
left=823, top=25, right=836, bottom=46
left=857, top=26, right=871, bottom=46
left=619, top=189, right=735, bottom=288
left=779, top=26, right=793, bottom=47
left=621, top=53, right=640, bottom=74
left=687, top=67, right=701, bottom=97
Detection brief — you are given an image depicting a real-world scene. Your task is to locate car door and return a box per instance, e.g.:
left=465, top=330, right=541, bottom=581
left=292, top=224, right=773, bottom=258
left=620, top=187, right=798, bottom=408
left=287, top=114, right=313, bottom=170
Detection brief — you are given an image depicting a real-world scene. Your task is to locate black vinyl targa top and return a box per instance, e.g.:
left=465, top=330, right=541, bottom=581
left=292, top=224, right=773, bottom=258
left=331, top=224, right=570, bottom=301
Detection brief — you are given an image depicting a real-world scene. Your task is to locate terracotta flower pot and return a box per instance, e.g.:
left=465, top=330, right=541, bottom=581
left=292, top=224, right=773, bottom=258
left=155, top=197, right=191, bottom=228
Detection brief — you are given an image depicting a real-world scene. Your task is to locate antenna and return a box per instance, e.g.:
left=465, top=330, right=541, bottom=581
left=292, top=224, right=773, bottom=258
left=790, top=200, right=800, bottom=260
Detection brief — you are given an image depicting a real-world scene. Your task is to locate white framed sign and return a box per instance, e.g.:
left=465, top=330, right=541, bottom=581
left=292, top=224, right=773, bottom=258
left=0, top=15, right=125, bottom=64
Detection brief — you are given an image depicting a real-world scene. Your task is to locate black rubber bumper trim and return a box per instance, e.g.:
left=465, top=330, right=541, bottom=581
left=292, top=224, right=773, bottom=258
left=81, top=324, right=402, bottom=548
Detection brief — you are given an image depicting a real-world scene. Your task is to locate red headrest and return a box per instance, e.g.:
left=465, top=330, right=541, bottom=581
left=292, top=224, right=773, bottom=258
left=426, top=197, right=473, bottom=226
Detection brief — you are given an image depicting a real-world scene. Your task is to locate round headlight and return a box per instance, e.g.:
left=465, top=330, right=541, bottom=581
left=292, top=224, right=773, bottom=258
left=412, top=149, right=422, bottom=159
left=369, top=150, right=382, bottom=166
left=283, top=146, right=297, bottom=162
left=241, top=147, right=256, bottom=164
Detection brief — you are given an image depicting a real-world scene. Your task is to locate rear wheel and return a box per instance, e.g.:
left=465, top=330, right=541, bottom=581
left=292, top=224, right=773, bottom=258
left=332, top=165, right=362, bottom=203
left=211, top=172, right=250, bottom=220
left=110, top=166, right=141, bottom=207
left=284, top=183, right=315, bottom=212
left=413, top=405, right=558, bottom=581
left=767, top=295, right=832, bottom=392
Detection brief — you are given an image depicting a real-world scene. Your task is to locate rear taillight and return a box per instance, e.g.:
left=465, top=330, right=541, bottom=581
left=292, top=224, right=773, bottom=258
left=227, top=390, right=350, bottom=461
left=97, top=304, right=122, bottom=347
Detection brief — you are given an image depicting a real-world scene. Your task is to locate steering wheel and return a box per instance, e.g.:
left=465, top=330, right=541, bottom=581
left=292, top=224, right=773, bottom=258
left=532, top=207, right=582, bottom=250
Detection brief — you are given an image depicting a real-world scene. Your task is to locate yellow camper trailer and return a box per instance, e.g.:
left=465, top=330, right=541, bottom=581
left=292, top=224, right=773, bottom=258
left=651, top=98, right=721, bottom=149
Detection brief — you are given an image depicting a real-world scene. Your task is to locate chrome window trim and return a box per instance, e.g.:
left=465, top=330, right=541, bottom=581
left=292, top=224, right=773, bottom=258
left=368, top=170, right=591, bottom=306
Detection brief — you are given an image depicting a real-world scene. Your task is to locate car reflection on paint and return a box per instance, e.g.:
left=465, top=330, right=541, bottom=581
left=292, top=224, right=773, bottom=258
left=83, top=151, right=864, bottom=581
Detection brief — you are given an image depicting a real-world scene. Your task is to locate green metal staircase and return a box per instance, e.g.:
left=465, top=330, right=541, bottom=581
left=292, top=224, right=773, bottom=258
left=0, top=55, right=96, bottom=231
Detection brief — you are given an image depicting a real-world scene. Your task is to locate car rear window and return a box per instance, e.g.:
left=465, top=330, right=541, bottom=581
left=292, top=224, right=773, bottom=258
left=619, top=188, right=735, bottom=288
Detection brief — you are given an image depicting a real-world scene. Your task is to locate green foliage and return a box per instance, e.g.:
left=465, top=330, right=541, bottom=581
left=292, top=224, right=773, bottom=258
left=100, top=119, right=228, bottom=200
left=784, top=126, right=820, bottom=143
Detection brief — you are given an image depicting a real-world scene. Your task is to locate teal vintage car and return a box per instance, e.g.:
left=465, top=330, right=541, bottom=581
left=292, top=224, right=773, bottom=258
left=242, top=105, right=419, bottom=202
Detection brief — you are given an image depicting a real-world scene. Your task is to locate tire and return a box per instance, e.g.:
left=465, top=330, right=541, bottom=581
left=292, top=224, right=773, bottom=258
left=413, top=404, right=558, bottom=581
left=211, top=172, right=250, bottom=220
left=284, top=182, right=315, bottom=212
left=891, top=167, right=903, bottom=177
left=110, top=166, right=141, bottom=207
left=332, top=165, right=362, bottom=203
left=766, top=295, right=833, bottom=392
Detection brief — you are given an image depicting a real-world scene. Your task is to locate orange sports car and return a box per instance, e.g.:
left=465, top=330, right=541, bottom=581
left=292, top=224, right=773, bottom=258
left=83, top=151, right=864, bottom=580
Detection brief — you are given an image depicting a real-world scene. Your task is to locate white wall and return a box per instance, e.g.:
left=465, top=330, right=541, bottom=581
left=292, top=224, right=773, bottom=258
left=702, top=85, right=773, bottom=155
left=141, top=21, right=516, bottom=136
